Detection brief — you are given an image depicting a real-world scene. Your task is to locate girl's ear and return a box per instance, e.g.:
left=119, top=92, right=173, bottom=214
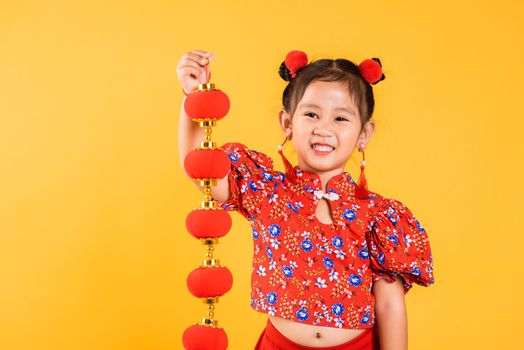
left=278, top=108, right=293, bottom=136
left=358, top=120, right=376, bottom=148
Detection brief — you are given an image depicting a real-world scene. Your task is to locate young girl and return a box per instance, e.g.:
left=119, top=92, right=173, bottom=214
left=177, top=49, right=435, bottom=350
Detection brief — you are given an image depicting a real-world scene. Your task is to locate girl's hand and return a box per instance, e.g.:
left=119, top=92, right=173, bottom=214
left=176, top=50, right=214, bottom=95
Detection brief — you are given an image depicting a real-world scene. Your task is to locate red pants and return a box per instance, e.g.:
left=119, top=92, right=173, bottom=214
left=254, top=319, right=380, bottom=350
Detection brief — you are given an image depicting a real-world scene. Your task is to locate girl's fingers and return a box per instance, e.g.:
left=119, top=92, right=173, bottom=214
left=176, top=61, right=208, bottom=82
left=192, top=49, right=212, bottom=57
left=176, top=50, right=213, bottom=87
left=178, top=55, right=206, bottom=69
left=184, top=52, right=211, bottom=66
left=178, top=65, right=203, bottom=79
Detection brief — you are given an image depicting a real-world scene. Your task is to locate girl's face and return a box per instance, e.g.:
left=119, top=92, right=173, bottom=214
left=279, top=80, right=375, bottom=176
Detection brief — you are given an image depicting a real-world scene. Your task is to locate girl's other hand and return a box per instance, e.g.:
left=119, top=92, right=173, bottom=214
left=176, top=50, right=214, bottom=95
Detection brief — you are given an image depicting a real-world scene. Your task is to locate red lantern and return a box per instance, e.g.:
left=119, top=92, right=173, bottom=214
left=184, top=87, right=230, bottom=121
left=182, top=324, right=228, bottom=350
left=186, top=209, right=232, bottom=239
left=187, top=266, right=233, bottom=298
left=182, top=77, right=233, bottom=348
left=184, top=148, right=231, bottom=180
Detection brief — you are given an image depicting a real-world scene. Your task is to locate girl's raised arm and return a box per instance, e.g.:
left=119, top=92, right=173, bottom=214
left=176, top=50, right=230, bottom=202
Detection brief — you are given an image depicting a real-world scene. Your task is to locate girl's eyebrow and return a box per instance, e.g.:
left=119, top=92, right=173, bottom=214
left=299, top=103, right=356, bottom=115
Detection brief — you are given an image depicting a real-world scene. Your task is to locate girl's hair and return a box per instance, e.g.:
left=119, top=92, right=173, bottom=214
left=279, top=59, right=377, bottom=133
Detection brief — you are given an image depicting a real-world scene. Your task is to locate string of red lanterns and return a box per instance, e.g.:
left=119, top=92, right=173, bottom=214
left=182, top=80, right=233, bottom=350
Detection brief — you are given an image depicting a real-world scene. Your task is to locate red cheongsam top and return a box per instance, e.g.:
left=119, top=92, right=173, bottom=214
left=216, top=142, right=435, bottom=329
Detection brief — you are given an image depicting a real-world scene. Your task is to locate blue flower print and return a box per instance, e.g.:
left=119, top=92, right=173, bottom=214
left=377, top=251, right=385, bottom=266
left=282, top=265, right=293, bottom=278
left=331, top=303, right=345, bottom=317
left=343, top=209, right=357, bottom=222
left=262, top=171, right=274, bottom=181
left=252, top=228, right=259, bottom=240
left=287, top=202, right=303, bottom=213
left=266, top=246, right=273, bottom=258
left=301, top=239, right=313, bottom=252
left=411, top=268, right=422, bottom=276
left=268, top=224, right=281, bottom=237
left=361, top=312, right=370, bottom=325
left=348, top=273, right=362, bottom=287
left=386, top=235, right=399, bottom=245
left=287, top=202, right=299, bottom=213
left=227, top=152, right=240, bottom=162
left=416, top=219, right=425, bottom=233
left=331, top=236, right=344, bottom=249
left=249, top=179, right=258, bottom=192
left=267, top=292, right=277, bottom=305
left=323, top=257, right=334, bottom=269
left=296, top=308, right=309, bottom=321
left=386, top=206, right=398, bottom=226
left=358, top=247, right=369, bottom=260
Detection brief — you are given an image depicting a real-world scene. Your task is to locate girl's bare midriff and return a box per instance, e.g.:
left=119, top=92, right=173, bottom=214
left=269, top=316, right=367, bottom=347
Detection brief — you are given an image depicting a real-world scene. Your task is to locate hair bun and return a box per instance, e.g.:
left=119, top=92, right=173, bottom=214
left=278, top=61, right=293, bottom=81
left=278, top=50, right=309, bottom=82
left=358, top=58, right=385, bottom=85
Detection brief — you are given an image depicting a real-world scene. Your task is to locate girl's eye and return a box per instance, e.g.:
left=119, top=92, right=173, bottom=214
left=305, top=112, right=318, bottom=118
left=336, top=116, right=349, bottom=122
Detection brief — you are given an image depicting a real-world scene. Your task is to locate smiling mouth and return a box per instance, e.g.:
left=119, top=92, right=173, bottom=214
left=311, top=144, right=335, bottom=153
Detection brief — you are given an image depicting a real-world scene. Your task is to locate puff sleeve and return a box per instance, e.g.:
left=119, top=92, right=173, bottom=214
left=366, top=196, right=435, bottom=294
left=215, top=142, right=275, bottom=220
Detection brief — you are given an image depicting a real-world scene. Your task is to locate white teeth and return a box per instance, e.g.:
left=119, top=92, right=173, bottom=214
left=312, top=144, right=334, bottom=152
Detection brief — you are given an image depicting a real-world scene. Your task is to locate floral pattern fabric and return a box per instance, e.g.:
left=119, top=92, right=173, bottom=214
left=216, top=142, right=435, bottom=329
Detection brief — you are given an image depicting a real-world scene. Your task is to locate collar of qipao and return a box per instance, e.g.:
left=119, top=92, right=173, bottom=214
left=313, top=189, right=340, bottom=201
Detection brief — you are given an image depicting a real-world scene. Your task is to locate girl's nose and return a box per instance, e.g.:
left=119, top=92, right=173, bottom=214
left=313, top=128, right=334, bottom=137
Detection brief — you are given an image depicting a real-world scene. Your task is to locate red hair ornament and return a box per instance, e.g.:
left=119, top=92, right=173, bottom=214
left=284, top=50, right=309, bottom=78
left=358, top=58, right=385, bottom=85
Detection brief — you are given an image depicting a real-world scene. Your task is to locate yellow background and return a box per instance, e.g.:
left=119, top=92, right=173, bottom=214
left=1, top=1, right=523, bottom=349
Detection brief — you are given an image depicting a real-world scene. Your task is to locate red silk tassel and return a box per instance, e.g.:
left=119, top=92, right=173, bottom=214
left=355, top=163, right=369, bottom=200
left=278, top=136, right=297, bottom=183
left=355, top=147, right=370, bottom=200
